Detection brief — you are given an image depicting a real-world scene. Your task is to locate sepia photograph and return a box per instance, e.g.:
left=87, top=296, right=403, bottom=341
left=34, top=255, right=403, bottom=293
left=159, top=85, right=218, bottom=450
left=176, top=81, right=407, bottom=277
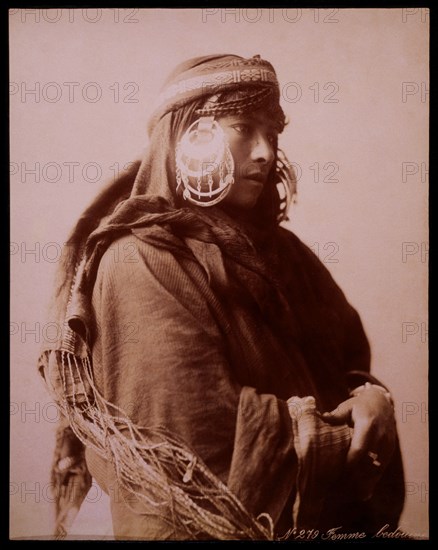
left=10, top=7, right=428, bottom=541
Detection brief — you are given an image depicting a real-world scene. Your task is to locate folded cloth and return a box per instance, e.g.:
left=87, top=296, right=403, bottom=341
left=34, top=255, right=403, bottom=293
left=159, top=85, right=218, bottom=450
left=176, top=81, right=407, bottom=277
left=287, top=396, right=351, bottom=530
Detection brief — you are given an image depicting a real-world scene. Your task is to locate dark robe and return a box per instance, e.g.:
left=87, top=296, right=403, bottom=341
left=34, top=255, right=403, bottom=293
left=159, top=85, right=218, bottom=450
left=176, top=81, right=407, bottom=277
left=84, top=220, right=404, bottom=539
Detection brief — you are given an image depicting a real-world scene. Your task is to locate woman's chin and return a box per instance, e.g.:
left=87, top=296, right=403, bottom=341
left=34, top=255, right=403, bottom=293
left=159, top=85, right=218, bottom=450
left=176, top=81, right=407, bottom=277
left=223, top=185, right=263, bottom=210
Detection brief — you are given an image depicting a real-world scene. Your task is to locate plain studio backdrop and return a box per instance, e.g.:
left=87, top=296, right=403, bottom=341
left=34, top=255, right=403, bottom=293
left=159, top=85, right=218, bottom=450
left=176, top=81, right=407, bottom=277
left=10, top=8, right=428, bottom=540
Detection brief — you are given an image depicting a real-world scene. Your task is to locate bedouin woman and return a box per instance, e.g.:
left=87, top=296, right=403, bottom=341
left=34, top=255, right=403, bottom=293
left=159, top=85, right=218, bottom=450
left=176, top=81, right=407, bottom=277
left=39, top=54, right=405, bottom=541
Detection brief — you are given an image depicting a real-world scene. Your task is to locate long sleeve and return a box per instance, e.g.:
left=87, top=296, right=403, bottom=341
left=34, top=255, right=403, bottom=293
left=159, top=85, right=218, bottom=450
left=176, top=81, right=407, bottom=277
left=88, top=233, right=299, bottom=538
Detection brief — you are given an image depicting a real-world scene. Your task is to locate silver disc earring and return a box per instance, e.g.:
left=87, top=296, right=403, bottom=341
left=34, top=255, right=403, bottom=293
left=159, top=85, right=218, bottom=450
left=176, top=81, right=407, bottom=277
left=175, top=116, right=234, bottom=207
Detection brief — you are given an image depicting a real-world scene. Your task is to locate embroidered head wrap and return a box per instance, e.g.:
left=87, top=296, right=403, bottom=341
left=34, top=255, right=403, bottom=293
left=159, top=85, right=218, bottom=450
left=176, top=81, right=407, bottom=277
left=147, top=54, right=285, bottom=135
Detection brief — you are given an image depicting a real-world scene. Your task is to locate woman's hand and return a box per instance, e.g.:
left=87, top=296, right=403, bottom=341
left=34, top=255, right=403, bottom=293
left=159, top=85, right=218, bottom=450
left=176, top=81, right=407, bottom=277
left=322, top=384, right=396, bottom=501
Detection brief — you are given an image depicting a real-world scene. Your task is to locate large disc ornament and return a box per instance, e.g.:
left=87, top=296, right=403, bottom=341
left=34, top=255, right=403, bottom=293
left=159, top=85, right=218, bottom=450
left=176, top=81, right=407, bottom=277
left=176, top=117, right=234, bottom=207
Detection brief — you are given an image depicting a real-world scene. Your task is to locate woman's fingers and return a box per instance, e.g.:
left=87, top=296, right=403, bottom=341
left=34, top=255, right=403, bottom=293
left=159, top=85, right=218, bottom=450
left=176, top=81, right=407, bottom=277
left=321, top=398, right=355, bottom=425
left=320, top=389, right=398, bottom=503
left=346, top=415, right=374, bottom=467
left=343, top=417, right=384, bottom=501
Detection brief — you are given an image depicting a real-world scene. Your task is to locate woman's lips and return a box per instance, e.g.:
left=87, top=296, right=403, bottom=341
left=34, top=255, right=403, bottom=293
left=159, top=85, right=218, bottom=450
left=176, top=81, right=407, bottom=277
left=244, top=173, right=266, bottom=184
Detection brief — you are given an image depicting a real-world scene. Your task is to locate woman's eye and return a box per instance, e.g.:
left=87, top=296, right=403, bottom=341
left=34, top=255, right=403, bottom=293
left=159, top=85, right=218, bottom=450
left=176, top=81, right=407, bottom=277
left=232, top=124, right=250, bottom=135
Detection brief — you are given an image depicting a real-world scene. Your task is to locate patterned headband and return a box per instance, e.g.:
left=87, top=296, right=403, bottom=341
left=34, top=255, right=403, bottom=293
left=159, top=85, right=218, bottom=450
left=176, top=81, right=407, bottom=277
left=147, top=54, right=282, bottom=135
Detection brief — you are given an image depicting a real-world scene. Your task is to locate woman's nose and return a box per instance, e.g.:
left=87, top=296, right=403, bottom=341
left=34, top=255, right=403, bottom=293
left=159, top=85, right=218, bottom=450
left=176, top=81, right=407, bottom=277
left=250, top=132, right=275, bottom=165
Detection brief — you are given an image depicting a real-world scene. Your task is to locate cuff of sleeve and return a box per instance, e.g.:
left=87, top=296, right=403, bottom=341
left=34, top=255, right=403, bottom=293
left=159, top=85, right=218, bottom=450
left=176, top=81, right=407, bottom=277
left=349, top=382, right=394, bottom=407
left=345, top=370, right=390, bottom=393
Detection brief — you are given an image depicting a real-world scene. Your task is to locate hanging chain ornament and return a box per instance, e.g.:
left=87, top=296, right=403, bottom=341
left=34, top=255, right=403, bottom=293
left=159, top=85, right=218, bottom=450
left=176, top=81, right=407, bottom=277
left=176, top=116, right=234, bottom=207
left=175, top=117, right=297, bottom=219
left=275, top=148, right=297, bottom=223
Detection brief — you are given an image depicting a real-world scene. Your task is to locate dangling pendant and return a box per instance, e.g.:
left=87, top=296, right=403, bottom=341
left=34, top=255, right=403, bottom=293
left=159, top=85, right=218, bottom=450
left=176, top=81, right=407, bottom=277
left=175, top=161, right=182, bottom=191
left=275, top=148, right=297, bottom=222
left=175, top=117, right=234, bottom=207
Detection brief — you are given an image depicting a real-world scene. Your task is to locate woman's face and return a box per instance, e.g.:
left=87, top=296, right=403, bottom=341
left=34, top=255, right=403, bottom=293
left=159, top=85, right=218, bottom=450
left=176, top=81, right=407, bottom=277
left=216, top=110, right=278, bottom=210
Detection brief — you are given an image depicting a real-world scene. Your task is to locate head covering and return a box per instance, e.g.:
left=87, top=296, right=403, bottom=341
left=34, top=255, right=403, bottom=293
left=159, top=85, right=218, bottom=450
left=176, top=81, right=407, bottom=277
left=37, top=53, right=294, bottom=540
left=147, top=54, right=283, bottom=136
left=131, top=54, right=292, bottom=231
